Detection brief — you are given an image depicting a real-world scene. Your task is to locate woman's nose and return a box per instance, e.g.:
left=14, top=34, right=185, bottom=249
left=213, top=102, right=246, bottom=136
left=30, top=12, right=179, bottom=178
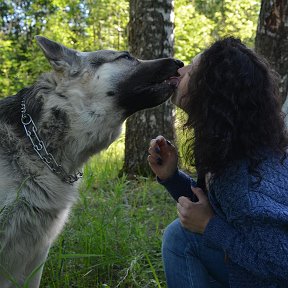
left=178, top=64, right=192, bottom=76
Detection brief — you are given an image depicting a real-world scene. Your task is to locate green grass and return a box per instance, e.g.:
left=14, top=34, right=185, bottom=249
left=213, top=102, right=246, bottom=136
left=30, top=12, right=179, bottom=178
left=41, top=136, right=177, bottom=288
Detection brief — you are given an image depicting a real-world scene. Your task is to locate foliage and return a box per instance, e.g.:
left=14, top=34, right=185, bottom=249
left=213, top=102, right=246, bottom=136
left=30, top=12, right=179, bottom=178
left=0, top=0, right=129, bottom=96
left=0, top=0, right=261, bottom=95
left=0, top=0, right=260, bottom=95
left=174, top=0, right=261, bottom=64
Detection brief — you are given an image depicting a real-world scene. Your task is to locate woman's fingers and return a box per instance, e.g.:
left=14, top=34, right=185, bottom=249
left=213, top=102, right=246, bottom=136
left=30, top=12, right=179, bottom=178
left=191, top=187, right=207, bottom=202
left=177, top=197, right=193, bottom=219
left=148, top=142, right=163, bottom=166
left=148, top=146, right=160, bottom=157
left=147, top=154, right=157, bottom=165
left=149, top=136, right=175, bottom=155
left=178, top=196, right=192, bottom=208
left=155, top=135, right=167, bottom=146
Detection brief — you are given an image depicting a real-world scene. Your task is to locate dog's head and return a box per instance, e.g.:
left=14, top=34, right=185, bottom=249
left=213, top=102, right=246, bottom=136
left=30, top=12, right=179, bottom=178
left=36, top=36, right=183, bottom=119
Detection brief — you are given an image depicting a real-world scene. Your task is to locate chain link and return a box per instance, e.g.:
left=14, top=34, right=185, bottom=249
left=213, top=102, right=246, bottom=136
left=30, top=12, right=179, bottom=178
left=21, top=98, right=83, bottom=184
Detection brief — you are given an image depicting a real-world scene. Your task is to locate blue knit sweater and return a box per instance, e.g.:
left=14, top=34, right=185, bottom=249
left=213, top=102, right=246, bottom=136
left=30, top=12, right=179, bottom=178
left=160, top=152, right=288, bottom=287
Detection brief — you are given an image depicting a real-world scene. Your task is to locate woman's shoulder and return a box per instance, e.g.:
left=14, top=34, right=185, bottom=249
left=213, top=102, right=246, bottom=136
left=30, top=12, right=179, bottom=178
left=261, top=149, right=288, bottom=170
left=252, top=151, right=288, bottom=204
left=210, top=151, right=288, bottom=219
left=215, top=150, right=288, bottom=180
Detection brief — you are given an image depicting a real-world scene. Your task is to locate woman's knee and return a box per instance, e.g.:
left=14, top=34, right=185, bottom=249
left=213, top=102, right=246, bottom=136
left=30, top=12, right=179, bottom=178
left=162, top=219, right=203, bottom=256
left=162, top=219, right=189, bottom=255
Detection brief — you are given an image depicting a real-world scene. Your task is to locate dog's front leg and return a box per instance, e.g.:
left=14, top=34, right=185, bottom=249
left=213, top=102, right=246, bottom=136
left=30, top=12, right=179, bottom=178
left=23, top=244, right=50, bottom=288
left=0, top=244, right=50, bottom=288
left=0, top=265, right=26, bottom=288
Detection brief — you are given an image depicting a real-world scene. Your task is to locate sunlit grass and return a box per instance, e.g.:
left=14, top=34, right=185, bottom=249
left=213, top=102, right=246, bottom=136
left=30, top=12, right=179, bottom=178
left=41, top=134, right=177, bottom=288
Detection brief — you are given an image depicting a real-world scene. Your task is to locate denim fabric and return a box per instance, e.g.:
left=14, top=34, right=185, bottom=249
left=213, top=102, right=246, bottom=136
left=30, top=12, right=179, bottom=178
left=160, top=152, right=288, bottom=287
left=162, top=219, right=230, bottom=288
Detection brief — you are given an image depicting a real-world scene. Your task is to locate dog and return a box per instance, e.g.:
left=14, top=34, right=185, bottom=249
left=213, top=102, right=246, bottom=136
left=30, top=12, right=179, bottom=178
left=0, top=36, right=183, bottom=287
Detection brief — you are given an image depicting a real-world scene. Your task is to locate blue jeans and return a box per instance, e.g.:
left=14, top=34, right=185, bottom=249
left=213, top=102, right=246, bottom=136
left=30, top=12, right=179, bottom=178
left=162, top=219, right=230, bottom=288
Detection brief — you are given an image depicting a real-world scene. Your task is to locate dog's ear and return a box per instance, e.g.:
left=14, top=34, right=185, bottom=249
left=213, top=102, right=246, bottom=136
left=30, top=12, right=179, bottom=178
left=35, top=36, right=80, bottom=73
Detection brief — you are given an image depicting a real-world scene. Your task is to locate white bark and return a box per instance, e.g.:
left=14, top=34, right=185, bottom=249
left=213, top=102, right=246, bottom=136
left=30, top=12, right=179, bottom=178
left=123, top=0, right=175, bottom=175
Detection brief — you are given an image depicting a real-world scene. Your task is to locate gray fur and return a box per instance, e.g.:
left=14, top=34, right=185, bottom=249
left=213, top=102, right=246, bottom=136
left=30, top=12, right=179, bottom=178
left=0, top=36, right=182, bottom=287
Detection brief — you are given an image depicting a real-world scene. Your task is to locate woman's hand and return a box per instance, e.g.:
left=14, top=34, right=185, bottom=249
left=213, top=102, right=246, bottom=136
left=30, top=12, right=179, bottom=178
left=147, top=135, right=178, bottom=181
left=177, top=187, right=214, bottom=234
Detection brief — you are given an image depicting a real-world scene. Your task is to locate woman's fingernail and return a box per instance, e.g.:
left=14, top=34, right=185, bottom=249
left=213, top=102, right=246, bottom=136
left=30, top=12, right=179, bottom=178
left=157, top=158, right=163, bottom=165
left=155, top=147, right=160, bottom=153
left=166, top=140, right=172, bottom=146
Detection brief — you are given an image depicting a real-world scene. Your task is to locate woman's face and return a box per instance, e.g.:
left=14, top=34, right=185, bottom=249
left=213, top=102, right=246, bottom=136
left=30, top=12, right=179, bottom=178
left=172, top=53, right=201, bottom=110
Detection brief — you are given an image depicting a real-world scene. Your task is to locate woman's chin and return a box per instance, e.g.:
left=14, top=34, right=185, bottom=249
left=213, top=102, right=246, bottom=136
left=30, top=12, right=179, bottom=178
left=171, top=93, right=181, bottom=107
left=171, top=94, right=177, bottom=105
left=171, top=94, right=186, bottom=110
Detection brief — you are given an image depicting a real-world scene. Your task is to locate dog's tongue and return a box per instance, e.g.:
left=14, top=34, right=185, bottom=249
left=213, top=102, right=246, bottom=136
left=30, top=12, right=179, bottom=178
left=166, top=76, right=180, bottom=87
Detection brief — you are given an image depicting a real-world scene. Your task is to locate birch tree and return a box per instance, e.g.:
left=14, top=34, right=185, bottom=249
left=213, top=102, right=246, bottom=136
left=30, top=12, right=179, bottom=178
left=255, top=0, right=288, bottom=119
left=122, top=0, right=175, bottom=176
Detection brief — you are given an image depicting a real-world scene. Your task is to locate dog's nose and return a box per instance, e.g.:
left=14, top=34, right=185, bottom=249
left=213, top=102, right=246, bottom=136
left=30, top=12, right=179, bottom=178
left=174, top=59, right=184, bottom=68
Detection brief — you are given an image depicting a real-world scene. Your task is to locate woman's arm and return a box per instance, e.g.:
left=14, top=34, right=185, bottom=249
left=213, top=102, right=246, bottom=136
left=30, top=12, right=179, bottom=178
left=158, top=169, right=197, bottom=202
left=203, top=215, right=288, bottom=281
left=175, top=172, right=288, bottom=281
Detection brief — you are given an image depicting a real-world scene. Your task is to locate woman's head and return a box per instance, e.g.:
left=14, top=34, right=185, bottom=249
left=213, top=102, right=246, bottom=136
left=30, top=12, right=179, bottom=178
left=172, top=53, right=201, bottom=108
left=178, top=37, right=288, bottom=177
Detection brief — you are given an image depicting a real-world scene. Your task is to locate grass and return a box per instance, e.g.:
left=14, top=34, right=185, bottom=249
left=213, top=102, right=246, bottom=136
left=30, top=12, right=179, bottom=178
left=41, top=136, right=177, bottom=288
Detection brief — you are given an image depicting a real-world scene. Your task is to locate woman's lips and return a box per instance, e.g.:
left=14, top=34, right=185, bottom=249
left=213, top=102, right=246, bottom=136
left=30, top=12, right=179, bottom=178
left=164, top=76, right=181, bottom=87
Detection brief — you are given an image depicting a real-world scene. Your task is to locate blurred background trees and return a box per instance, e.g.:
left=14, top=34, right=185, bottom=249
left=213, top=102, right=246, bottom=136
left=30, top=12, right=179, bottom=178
left=0, top=0, right=260, bottom=96
left=255, top=0, right=288, bottom=103
left=175, top=0, right=260, bottom=63
left=2, top=0, right=287, bottom=175
left=0, top=0, right=129, bottom=96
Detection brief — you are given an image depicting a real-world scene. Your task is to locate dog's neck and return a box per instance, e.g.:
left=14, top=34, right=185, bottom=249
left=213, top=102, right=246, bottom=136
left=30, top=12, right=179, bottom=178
left=23, top=72, right=124, bottom=177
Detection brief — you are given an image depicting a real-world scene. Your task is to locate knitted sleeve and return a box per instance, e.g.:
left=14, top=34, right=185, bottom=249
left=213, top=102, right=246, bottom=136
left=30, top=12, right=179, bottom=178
left=157, top=169, right=197, bottom=202
left=203, top=157, right=288, bottom=281
left=203, top=215, right=288, bottom=281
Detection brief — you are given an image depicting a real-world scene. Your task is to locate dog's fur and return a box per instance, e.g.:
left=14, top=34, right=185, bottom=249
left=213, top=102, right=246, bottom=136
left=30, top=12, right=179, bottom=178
left=0, top=36, right=182, bottom=287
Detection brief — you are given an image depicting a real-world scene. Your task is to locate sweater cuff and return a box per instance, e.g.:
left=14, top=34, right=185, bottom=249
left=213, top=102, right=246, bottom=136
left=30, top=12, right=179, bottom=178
left=157, top=169, right=197, bottom=202
left=203, top=215, right=232, bottom=250
left=157, top=168, right=181, bottom=184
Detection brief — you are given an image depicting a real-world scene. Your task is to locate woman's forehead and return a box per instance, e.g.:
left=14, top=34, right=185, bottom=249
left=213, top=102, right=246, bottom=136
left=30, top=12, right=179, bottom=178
left=186, top=53, right=202, bottom=75
left=191, top=53, right=202, bottom=65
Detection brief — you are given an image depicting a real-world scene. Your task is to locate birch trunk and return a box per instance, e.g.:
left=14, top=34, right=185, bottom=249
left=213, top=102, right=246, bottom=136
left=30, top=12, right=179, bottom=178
left=255, top=0, right=288, bottom=105
left=122, top=0, right=175, bottom=176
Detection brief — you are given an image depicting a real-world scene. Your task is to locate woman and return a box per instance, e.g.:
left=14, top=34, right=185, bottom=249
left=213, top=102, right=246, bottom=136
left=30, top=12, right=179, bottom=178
left=148, top=37, right=288, bottom=288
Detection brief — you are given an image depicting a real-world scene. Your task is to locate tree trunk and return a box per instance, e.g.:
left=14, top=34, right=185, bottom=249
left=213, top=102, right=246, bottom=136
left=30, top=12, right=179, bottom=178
left=122, top=0, right=175, bottom=177
left=255, top=0, right=288, bottom=104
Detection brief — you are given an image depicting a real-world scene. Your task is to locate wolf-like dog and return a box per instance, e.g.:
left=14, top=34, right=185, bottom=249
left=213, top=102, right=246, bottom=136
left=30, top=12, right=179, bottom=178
left=0, top=36, right=183, bottom=287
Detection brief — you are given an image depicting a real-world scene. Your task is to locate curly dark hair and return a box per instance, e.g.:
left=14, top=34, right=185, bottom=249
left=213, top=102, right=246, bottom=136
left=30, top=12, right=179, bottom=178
left=183, top=37, right=288, bottom=184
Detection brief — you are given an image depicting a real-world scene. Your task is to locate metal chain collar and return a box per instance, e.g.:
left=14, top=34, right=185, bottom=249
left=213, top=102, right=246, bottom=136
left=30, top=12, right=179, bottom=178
left=20, top=98, right=83, bottom=184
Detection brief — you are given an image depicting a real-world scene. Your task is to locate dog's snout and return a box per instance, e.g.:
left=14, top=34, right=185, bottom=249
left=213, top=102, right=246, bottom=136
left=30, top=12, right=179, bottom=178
left=174, top=59, right=184, bottom=68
